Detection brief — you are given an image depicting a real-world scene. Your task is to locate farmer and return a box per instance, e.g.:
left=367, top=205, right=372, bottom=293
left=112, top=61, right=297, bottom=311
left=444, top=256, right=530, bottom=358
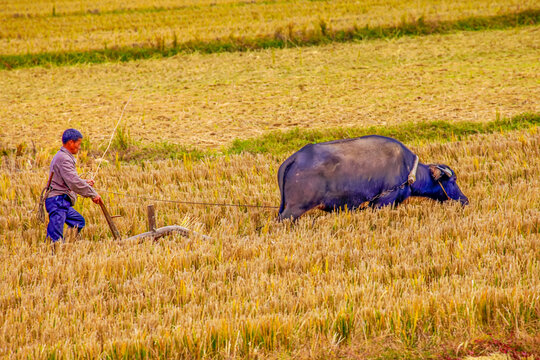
left=45, top=129, right=103, bottom=242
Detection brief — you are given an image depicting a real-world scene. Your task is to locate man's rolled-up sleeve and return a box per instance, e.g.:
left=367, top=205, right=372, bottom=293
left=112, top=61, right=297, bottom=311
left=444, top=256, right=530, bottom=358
left=58, top=158, right=98, bottom=198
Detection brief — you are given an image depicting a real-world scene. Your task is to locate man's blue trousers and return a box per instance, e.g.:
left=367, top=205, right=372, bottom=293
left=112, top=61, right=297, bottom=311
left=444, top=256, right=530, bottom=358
left=45, top=195, right=85, bottom=242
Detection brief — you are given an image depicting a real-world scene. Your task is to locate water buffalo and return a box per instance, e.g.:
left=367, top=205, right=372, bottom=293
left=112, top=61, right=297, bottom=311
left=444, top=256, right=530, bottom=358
left=277, top=135, right=468, bottom=221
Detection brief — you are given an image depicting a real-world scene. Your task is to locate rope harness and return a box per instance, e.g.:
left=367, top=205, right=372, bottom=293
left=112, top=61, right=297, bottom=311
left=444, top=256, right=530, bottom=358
left=36, top=171, right=54, bottom=223
left=36, top=153, right=422, bottom=216
left=360, top=155, right=419, bottom=208
left=438, top=181, right=451, bottom=201
left=433, top=165, right=452, bottom=201
left=95, top=188, right=280, bottom=209
left=95, top=155, right=421, bottom=211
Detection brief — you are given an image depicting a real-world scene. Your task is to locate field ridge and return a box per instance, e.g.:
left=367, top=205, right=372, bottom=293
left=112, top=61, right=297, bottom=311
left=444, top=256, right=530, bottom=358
left=228, top=112, right=540, bottom=156
left=20, top=111, right=535, bottom=163
left=4, top=0, right=286, bottom=19
left=0, top=8, right=538, bottom=70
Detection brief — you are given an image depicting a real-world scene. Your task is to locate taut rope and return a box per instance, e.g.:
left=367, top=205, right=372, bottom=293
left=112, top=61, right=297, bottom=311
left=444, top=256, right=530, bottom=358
left=90, top=94, right=132, bottom=181
left=95, top=188, right=279, bottom=209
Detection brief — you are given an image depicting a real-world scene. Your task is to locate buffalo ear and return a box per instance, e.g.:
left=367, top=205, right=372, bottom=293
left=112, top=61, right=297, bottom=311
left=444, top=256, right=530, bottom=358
left=429, top=165, right=443, bottom=181
left=430, top=165, right=453, bottom=180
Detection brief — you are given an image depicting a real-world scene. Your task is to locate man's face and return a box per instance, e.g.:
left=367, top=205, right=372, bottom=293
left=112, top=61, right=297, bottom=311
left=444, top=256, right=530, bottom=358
left=64, top=138, right=82, bottom=154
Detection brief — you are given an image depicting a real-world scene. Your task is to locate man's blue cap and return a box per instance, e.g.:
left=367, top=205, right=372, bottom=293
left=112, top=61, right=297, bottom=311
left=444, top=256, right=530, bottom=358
left=62, top=129, right=83, bottom=144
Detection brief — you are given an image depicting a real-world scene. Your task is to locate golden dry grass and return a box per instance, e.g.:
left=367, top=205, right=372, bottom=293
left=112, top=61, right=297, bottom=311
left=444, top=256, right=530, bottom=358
left=1, top=26, right=539, bottom=151
left=0, top=0, right=536, bottom=55
left=1, top=0, right=257, bottom=16
left=1, top=2, right=539, bottom=357
left=1, top=127, right=538, bottom=358
left=465, top=354, right=510, bottom=360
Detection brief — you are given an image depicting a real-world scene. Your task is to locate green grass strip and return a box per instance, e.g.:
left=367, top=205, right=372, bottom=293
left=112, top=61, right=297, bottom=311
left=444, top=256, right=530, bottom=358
left=227, top=112, right=540, bottom=157
left=0, top=9, right=538, bottom=70
left=90, top=111, right=537, bottom=162
left=2, top=112, right=538, bottom=161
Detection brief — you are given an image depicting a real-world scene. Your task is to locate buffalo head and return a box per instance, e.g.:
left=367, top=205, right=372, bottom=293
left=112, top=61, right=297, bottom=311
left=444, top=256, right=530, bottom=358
left=429, top=164, right=469, bottom=205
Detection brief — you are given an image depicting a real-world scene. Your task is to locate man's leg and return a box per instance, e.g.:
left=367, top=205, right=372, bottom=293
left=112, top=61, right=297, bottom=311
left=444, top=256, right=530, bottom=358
left=65, top=206, right=86, bottom=235
left=45, top=197, right=68, bottom=242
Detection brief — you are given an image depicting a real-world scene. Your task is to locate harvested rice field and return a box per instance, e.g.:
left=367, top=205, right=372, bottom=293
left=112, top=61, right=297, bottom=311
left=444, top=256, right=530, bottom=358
left=0, top=0, right=536, bottom=54
left=1, top=0, right=539, bottom=358
left=1, top=26, right=538, bottom=150
left=1, top=128, right=539, bottom=358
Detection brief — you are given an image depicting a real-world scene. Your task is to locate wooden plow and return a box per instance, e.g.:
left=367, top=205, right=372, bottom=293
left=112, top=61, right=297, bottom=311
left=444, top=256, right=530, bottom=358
left=99, top=203, right=210, bottom=241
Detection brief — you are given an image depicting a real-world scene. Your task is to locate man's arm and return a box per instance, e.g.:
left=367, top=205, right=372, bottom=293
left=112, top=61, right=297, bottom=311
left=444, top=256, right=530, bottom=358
left=57, top=157, right=99, bottom=199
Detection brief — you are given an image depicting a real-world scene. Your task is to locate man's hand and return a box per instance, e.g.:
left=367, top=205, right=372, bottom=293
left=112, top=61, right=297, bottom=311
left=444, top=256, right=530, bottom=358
left=86, top=179, right=95, bottom=187
left=92, top=195, right=103, bottom=205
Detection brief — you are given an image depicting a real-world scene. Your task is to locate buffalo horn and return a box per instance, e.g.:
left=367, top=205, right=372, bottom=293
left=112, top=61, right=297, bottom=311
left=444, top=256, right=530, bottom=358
left=437, top=166, right=452, bottom=177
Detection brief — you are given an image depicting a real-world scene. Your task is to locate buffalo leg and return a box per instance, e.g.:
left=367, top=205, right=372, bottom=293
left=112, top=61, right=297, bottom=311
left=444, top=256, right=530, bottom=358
left=279, top=174, right=327, bottom=221
left=370, top=187, right=411, bottom=209
left=278, top=205, right=308, bottom=222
